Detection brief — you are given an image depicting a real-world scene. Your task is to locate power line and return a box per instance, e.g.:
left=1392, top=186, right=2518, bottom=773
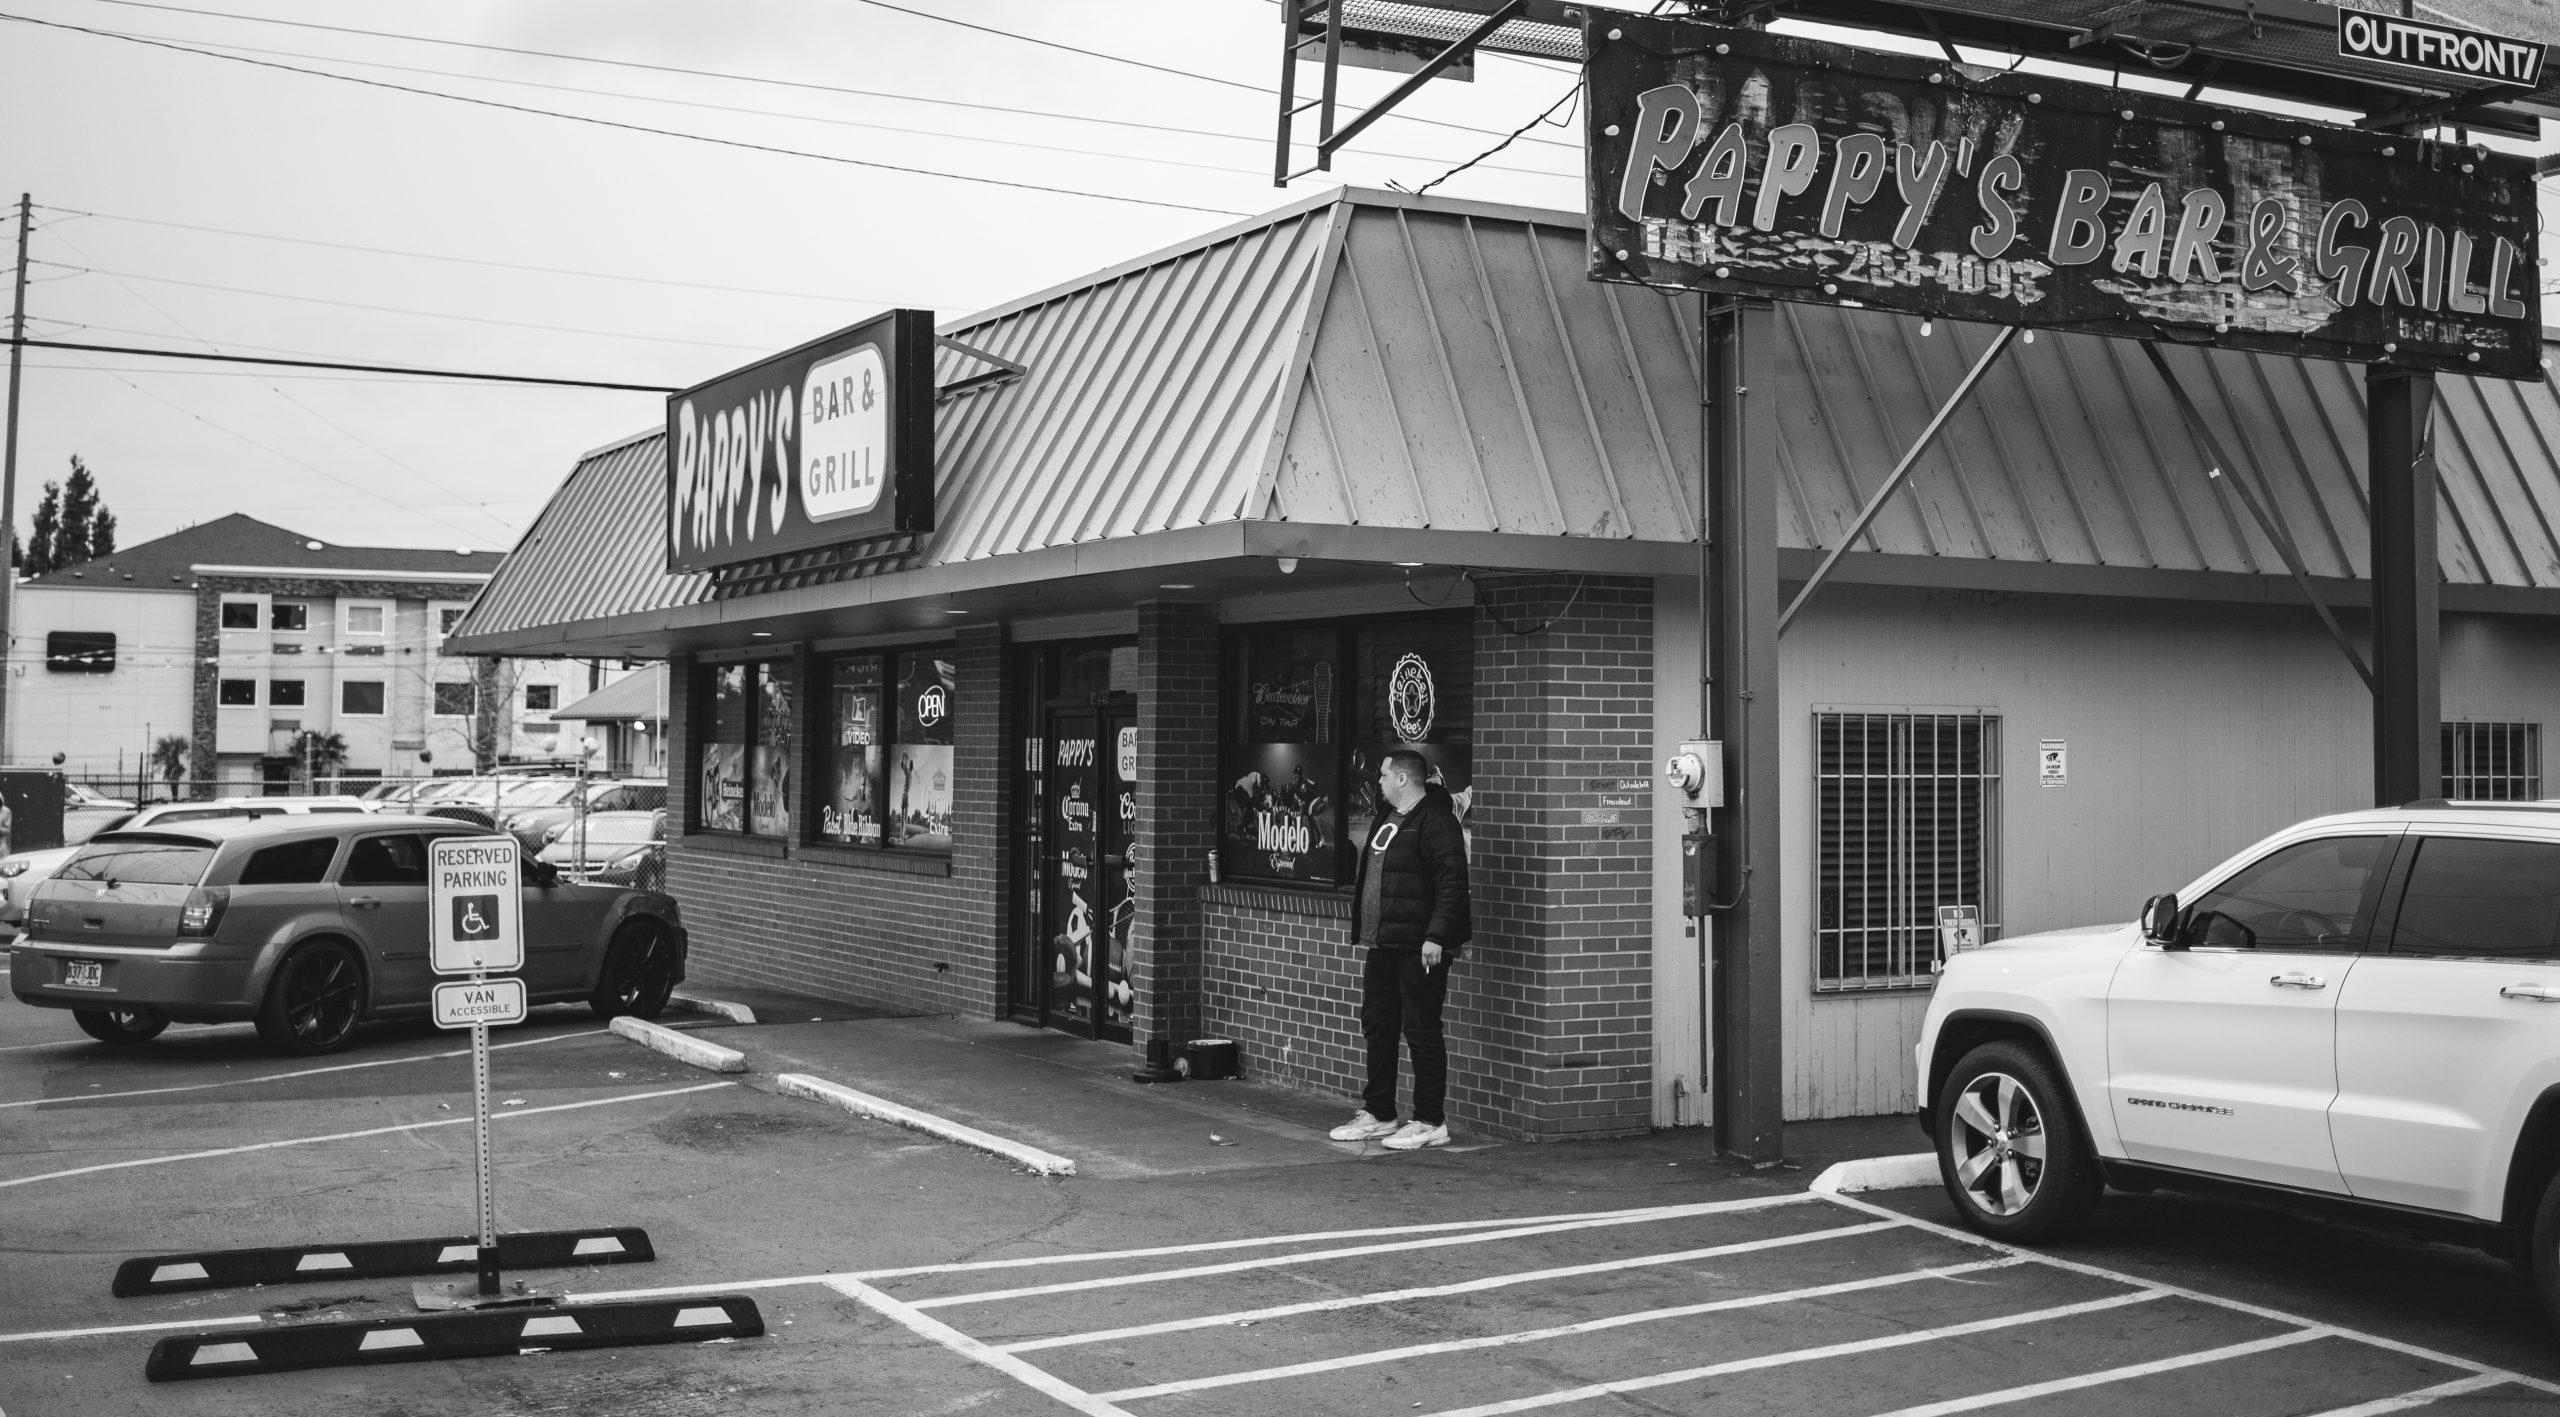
left=72, top=0, right=1576, bottom=153
left=33, top=258, right=775, bottom=352
left=1406, top=78, right=1583, bottom=198
left=13, top=339, right=678, bottom=392
left=0, top=10, right=1254, bottom=217
left=37, top=207, right=958, bottom=307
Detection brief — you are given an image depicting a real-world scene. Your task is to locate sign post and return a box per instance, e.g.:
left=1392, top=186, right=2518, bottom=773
left=429, top=836, right=526, bottom=1299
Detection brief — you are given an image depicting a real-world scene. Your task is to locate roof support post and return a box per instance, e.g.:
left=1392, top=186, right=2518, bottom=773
left=1777, top=323, right=2018, bottom=636
left=2140, top=341, right=2375, bottom=693
left=1705, top=297, right=1782, bottom=1166
left=1317, top=0, right=1526, bottom=164
left=2368, top=366, right=2440, bottom=805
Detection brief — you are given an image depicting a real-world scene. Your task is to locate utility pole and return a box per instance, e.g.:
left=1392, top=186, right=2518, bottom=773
left=1, top=194, right=29, bottom=767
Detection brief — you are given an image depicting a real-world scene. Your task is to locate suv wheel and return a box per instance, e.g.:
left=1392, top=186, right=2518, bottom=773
left=1935, top=1040, right=2102, bottom=1242
left=2528, top=1169, right=2560, bottom=1331
left=255, top=940, right=365, bottom=1055
left=74, top=1006, right=167, bottom=1045
left=589, top=920, right=677, bottom=1021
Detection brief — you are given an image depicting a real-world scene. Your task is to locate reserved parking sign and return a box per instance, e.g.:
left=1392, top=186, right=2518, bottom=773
left=429, top=837, right=523, bottom=976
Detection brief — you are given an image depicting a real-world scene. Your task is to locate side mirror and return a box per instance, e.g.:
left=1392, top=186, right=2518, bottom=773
left=524, top=857, right=562, bottom=889
left=2140, top=893, right=2181, bottom=948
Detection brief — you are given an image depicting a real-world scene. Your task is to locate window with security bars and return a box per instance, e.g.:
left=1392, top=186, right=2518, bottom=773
left=1817, top=712, right=2001, bottom=991
left=2442, top=721, right=2540, bottom=800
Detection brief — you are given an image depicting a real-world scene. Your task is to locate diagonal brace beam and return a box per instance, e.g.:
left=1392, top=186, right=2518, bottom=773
left=1320, top=0, right=1526, bottom=161
left=1778, top=323, right=2019, bottom=635
left=2140, top=341, right=2376, bottom=692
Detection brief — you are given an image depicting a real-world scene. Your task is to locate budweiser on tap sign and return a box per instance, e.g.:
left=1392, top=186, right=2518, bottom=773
left=666, top=309, right=937, bottom=574
left=1585, top=16, right=2540, bottom=379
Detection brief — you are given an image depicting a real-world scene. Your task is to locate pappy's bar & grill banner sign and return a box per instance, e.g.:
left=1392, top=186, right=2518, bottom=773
left=1585, top=16, right=2540, bottom=380
left=667, top=308, right=937, bottom=574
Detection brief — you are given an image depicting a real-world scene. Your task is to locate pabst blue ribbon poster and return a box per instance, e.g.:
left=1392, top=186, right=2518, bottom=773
left=1586, top=15, right=2539, bottom=379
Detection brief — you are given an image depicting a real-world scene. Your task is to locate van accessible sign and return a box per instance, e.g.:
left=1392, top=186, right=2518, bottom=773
left=2338, top=10, right=2544, bottom=89
left=666, top=308, right=937, bottom=574
left=1586, top=16, right=2539, bottom=379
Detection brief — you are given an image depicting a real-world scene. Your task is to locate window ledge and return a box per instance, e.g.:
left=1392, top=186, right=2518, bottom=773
left=794, top=844, right=951, bottom=877
left=676, top=833, right=787, bottom=860
left=1203, top=883, right=1350, bottom=920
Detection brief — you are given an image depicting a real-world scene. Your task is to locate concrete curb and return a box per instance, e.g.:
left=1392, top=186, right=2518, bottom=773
left=667, top=992, right=757, bottom=1025
left=1808, top=1152, right=1940, bottom=1196
left=610, top=1016, right=748, bottom=1073
left=774, top=1073, right=1077, bottom=1177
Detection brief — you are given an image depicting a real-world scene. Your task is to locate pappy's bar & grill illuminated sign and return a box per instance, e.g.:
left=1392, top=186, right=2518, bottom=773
left=1585, top=16, right=2540, bottom=379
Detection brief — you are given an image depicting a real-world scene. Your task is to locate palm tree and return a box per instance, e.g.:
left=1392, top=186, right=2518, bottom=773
left=292, top=730, right=349, bottom=792
left=149, top=735, right=188, bottom=802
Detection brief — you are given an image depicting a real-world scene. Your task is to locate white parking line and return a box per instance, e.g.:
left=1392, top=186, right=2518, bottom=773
left=1860, top=1329, right=2330, bottom=1417
left=2298, top=1374, right=2513, bottom=1416
left=1002, top=1220, right=1912, bottom=1354
left=1422, top=1291, right=2168, bottom=1417
left=912, top=1198, right=1822, bottom=1309
left=0, top=1081, right=733, bottom=1190
left=828, top=1276, right=1138, bottom=1417
left=1091, top=1257, right=2029, bottom=1402
left=0, top=1027, right=610, bottom=1111
left=1816, top=1190, right=2560, bottom=1400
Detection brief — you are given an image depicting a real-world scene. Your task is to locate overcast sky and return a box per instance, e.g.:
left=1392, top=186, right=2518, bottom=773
left=0, top=1, right=2550, bottom=556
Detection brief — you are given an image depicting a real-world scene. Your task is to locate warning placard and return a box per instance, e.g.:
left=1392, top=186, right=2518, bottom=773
left=429, top=836, right=523, bottom=976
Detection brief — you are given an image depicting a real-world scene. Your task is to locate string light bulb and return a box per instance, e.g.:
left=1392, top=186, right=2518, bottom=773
left=1920, top=319, right=1933, bottom=337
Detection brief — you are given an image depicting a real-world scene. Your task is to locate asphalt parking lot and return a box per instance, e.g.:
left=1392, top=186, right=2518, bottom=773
left=2, top=995, right=2557, bottom=1416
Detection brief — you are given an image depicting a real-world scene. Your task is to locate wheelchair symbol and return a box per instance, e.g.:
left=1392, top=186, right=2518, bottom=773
left=452, top=894, right=500, bottom=941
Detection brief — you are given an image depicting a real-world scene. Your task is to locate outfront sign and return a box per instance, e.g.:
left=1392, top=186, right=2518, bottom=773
left=1586, top=17, right=2539, bottom=379
left=666, top=309, right=937, bottom=574
left=429, top=836, right=523, bottom=976
left=2338, top=10, right=2545, bottom=89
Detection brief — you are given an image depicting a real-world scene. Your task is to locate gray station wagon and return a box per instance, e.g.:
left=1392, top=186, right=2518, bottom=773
left=6, top=815, right=686, bottom=1054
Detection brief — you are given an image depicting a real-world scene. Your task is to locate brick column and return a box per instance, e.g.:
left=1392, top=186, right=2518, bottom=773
left=949, top=623, right=1013, bottom=1016
left=1468, top=575, right=1656, bottom=1139
left=1131, top=601, right=1217, bottom=1051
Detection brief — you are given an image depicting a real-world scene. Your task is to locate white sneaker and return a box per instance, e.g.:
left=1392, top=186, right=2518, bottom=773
left=1381, top=1121, right=1450, bottom=1151
left=1329, top=1111, right=1399, bottom=1141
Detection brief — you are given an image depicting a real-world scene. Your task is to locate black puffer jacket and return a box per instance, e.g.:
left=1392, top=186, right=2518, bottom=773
left=1349, top=785, right=1472, bottom=955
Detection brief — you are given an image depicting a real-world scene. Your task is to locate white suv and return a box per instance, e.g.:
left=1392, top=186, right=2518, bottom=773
left=1920, top=802, right=2560, bottom=1327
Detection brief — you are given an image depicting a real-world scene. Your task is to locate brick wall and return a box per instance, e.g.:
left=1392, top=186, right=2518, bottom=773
left=1199, top=577, right=1657, bottom=1140
left=1130, top=602, right=1216, bottom=1048
left=664, top=625, right=1013, bottom=1016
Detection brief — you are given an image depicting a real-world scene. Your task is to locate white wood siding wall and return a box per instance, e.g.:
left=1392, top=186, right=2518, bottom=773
left=1774, top=583, right=2560, bottom=1121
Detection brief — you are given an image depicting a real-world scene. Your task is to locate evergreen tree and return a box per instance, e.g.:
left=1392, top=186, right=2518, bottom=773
left=57, top=457, right=98, bottom=566
left=27, top=480, right=59, bottom=577
left=89, top=508, right=115, bottom=558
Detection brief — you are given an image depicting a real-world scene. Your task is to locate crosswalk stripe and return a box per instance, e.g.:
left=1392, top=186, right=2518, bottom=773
left=2292, top=1374, right=2512, bottom=1417
left=1858, top=1330, right=2329, bottom=1417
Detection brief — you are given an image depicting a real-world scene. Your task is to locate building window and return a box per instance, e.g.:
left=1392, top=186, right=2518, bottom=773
left=1218, top=613, right=1472, bottom=886
left=221, top=601, right=260, bottom=630
left=524, top=684, right=557, bottom=713
left=269, top=679, right=306, bottom=707
left=2443, top=721, right=2540, bottom=800
left=219, top=678, right=257, bottom=706
left=342, top=602, right=387, bottom=638
left=341, top=680, right=386, bottom=716
left=697, top=660, right=798, bottom=836
left=1816, top=712, right=2002, bottom=992
left=271, top=602, right=308, bottom=632
left=433, top=683, right=476, bottom=717
left=814, top=648, right=955, bottom=850
left=438, top=606, right=468, bottom=637
left=44, top=631, right=115, bottom=673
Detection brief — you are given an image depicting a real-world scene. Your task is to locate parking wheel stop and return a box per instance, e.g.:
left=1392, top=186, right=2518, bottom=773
left=113, top=1227, right=655, bottom=1296
left=145, top=1295, right=763, bottom=1381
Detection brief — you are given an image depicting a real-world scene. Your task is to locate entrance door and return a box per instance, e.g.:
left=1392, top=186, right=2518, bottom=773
left=1037, top=705, right=1134, bottom=1042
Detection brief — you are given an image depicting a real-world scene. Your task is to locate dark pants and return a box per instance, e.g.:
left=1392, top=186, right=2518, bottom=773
left=1359, top=946, right=1448, bottom=1127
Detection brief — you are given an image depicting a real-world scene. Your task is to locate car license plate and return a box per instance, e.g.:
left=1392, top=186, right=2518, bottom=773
left=61, top=959, right=104, bottom=988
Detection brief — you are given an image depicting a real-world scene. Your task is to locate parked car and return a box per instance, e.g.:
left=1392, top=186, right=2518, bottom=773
left=1, top=796, right=373, bottom=928
left=65, top=781, right=135, bottom=811
left=501, top=779, right=668, bottom=854
left=404, top=776, right=587, bottom=830
left=8, top=814, right=685, bottom=1054
left=1919, top=802, right=2560, bottom=1329
left=534, top=810, right=666, bottom=890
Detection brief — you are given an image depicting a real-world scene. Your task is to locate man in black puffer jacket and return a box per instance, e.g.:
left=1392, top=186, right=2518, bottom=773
left=1330, top=748, right=1473, bottom=1151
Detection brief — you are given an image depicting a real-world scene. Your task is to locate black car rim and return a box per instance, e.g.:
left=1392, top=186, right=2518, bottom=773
left=108, top=1009, right=150, bottom=1032
left=283, top=949, right=360, bottom=1045
left=612, top=929, right=673, bottom=1009
left=1949, top=1071, right=2048, bottom=1217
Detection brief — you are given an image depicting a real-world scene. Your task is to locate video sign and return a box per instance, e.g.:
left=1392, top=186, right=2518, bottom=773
left=1586, top=16, right=2540, bottom=380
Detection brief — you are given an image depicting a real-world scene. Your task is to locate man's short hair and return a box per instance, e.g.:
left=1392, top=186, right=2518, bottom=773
left=1382, top=748, right=1430, bottom=781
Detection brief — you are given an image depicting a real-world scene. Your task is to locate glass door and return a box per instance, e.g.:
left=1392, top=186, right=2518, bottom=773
left=1035, top=702, right=1136, bottom=1043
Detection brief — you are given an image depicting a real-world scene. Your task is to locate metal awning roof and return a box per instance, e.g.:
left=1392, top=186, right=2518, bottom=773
left=555, top=663, right=664, bottom=723
left=448, top=187, right=2560, bottom=658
